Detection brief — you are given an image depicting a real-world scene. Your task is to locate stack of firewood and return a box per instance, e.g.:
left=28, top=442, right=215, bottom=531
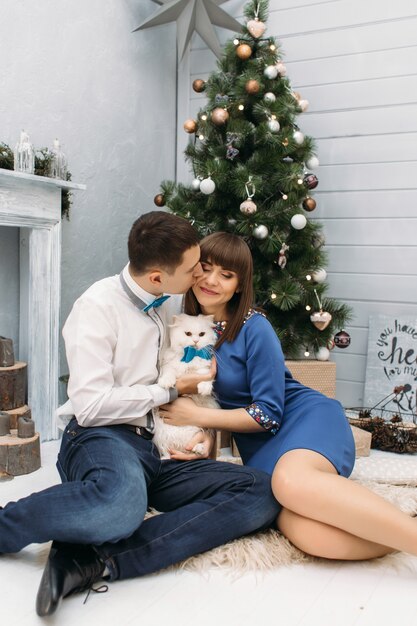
left=0, top=337, right=41, bottom=479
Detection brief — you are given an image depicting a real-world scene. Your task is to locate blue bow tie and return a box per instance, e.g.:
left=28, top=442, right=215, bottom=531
left=181, top=346, right=213, bottom=363
left=143, top=295, right=171, bottom=312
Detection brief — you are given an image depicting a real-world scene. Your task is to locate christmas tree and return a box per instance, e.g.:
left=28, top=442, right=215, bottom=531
left=155, top=0, right=352, bottom=360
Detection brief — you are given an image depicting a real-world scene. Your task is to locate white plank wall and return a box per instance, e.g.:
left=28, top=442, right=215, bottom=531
left=177, top=0, right=417, bottom=408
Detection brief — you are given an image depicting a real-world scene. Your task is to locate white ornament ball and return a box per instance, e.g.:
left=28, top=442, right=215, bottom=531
left=264, top=65, right=278, bottom=80
left=290, top=214, right=307, bottom=230
left=267, top=119, right=280, bottom=133
left=298, top=99, right=309, bottom=112
left=306, top=155, right=320, bottom=169
left=315, top=347, right=330, bottom=361
left=253, top=224, right=269, bottom=239
left=293, top=130, right=305, bottom=145
left=200, top=177, right=216, bottom=195
left=312, top=268, right=327, bottom=283
left=264, top=92, right=276, bottom=103
left=275, top=62, right=287, bottom=76
left=191, top=178, right=201, bottom=190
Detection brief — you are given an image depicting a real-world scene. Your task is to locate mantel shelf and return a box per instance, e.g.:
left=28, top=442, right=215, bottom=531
left=0, top=167, right=86, bottom=191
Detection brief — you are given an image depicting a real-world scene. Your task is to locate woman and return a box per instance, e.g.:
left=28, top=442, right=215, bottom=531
left=160, top=232, right=417, bottom=560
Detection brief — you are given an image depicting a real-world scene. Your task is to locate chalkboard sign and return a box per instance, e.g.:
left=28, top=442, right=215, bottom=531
left=364, top=315, right=417, bottom=419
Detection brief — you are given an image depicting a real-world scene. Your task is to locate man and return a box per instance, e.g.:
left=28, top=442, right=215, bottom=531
left=0, top=211, right=280, bottom=617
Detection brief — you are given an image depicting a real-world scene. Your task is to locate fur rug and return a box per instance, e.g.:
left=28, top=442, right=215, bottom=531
left=167, top=478, right=417, bottom=573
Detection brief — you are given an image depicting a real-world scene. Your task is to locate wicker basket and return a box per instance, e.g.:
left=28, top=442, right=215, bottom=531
left=346, top=409, right=417, bottom=454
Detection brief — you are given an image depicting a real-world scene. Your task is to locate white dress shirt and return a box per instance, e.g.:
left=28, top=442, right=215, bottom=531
left=60, top=263, right=182, bottom=428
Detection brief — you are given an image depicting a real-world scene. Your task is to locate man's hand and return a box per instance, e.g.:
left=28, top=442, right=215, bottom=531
left=169, top=429, right=216, bottom=461
left=175, top=357, right=216, bottom=395
left=159, top=396, right=201, bottom=426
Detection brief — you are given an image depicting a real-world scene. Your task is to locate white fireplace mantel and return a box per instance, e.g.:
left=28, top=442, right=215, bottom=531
left=0, top=167, right=86, bottom=440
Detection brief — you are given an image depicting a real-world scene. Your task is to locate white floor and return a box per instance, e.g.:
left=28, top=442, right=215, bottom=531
left=1, top=441, right=417, bottom=626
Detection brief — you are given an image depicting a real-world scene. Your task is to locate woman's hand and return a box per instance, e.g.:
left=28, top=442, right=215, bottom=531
left=169, top=429, right=216, bottom=461
left=159, top=396, right=201, bottom=426
left=175, top=357, right=216, bottom=395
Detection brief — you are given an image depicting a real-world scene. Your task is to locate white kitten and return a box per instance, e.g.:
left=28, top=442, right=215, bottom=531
left=154, top=313, right=219, bottom=458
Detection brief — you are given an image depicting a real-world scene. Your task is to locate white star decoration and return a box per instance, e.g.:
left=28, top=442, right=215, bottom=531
left=134, top=0, right=242, bottom=60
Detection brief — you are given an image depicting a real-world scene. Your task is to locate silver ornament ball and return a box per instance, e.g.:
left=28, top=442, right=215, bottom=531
left=264, top=92, right=276, bottom=103
left=253, top=224, right=269, bottom=239
left=267, top=119, right=280, bottom=133
left=264, top=65, right=278, bottom=80
left=191, top=178, right=201, bottom=190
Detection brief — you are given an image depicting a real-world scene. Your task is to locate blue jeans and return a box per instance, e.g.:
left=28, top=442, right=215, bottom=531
left=0, top=419, right=280, bottom=580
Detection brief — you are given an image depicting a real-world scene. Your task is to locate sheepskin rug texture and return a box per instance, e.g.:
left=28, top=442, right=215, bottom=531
left=154, top=459, right=417, bottom=573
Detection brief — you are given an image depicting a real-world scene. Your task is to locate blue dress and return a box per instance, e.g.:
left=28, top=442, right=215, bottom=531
left=214, top=310, right=355, bottom=477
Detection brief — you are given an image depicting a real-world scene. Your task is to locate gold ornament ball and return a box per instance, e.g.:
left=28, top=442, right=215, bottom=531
left=245, top=79, right=260, bottom=95
left=236, top=43, right=252, bottom=60
left=153, top=194, right=165, bottom=207
left=183, top=119, right=198, bottom=133
left=303, top=196, right=317, bottom=212
left=211, top=107, right=229, bottom=126
left=192, top=79, right=206, bottom=93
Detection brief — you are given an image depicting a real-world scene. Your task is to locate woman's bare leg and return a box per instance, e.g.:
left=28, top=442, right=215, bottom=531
left=272, top=449, right=417, bottom=557
left=277, top=508, right=394, bottom=560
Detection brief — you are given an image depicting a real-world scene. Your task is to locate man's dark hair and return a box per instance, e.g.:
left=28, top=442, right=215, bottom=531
left=128, top=211, right=199, bottom=275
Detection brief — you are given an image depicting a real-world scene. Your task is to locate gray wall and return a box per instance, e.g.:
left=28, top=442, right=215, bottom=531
left=181, top=0, right=417, bottom=408
left=0, top=0, right=176, bottom=390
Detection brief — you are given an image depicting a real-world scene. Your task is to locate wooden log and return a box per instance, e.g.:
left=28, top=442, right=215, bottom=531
left=0, top=337, right=15, bottom=367
left=0, top=362, right=27, bottom=411
left=0, top=431, right=41, bottom=476
left=2, top=404, right=31, bottom=429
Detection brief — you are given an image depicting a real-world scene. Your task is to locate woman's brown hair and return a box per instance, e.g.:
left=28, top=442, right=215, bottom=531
left=184, top=232, right=254, bottom=347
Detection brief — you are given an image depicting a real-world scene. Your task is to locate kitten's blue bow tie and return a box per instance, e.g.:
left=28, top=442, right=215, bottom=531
left=181, top=346, right=212, bottom=363
left=143, top=295, right=171, bottom=312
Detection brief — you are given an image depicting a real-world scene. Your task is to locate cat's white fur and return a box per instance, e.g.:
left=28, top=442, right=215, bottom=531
left=154, top=313, right=219, bottom=458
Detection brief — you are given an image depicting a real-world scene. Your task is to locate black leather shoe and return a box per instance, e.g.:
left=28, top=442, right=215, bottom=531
left=36, top=541, right=105, bottom=616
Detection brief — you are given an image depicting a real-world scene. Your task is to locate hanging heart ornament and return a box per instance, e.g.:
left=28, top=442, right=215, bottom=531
left=247, top=19, right=266, bottom=38
left=310, top=310, right=332, bottom=331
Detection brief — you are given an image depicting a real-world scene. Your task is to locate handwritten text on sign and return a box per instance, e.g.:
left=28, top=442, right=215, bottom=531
left=364, top=316, right=417, bottom=418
